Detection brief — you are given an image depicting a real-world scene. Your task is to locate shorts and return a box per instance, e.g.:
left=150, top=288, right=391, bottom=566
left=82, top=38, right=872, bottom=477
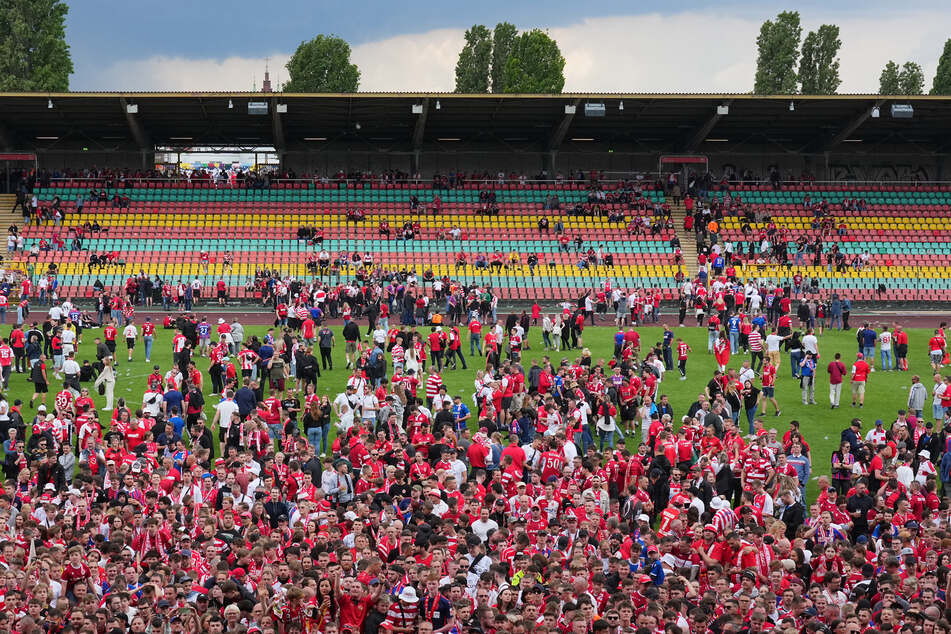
left=270, top=377, right=285, bottom=391
left=851, top=381, right=866, bottom=396
left=218, top=426, right=230, bottom=442
left=932, top=351, right=943, bottom=364
left=501, top=396, right=513, bottom=411
left=217, top=290, right=226, bottom=299
left=762, top=386, right=775, bottom=398
left=33, top=383, right=48, bottom=393
left=126, top=337, right=135, bottom=349
left=106, top=341, right=116, bottom=353
left=896, top=344, right=908, bottom=358
left=345, top=341, right=357, bottom=355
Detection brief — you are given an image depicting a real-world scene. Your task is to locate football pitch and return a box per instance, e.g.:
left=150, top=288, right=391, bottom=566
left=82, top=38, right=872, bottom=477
left=11, top=319, right=938, bottom=494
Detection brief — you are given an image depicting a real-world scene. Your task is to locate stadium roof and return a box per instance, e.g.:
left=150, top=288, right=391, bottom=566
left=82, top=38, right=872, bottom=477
left=1, top=92, right=949, bottom=155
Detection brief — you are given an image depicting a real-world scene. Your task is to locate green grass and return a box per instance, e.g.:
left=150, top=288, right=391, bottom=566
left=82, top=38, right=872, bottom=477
left=13, top=321, right=936, bottom=493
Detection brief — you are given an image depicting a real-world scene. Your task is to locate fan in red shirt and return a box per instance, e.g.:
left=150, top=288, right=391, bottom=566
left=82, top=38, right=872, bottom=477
left=61, top=547, right=92, bottom=594
left=676, top=338, right=691, bottom=379
left=930, top=329, right=946, bottom=371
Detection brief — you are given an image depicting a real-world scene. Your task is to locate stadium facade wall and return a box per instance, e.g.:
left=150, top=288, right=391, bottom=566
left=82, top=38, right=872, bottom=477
left=29, top=145, right=944, bottom=183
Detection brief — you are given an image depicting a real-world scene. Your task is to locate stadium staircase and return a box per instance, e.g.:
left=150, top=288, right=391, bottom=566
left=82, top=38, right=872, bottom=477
left=0, top=195, right=20, bottom=229
left=667, top=197, right=697, bottom=278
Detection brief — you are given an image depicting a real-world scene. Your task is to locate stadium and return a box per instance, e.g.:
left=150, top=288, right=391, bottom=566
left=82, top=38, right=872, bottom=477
left=1, top=92, right=949, bottom=304
left=5, top=5, right=951, bottom=634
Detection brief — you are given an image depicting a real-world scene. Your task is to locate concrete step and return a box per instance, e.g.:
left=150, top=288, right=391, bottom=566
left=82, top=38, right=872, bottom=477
left=666, top=197, right=696, bottom=278
left=0, top=195, right=25, bottom=227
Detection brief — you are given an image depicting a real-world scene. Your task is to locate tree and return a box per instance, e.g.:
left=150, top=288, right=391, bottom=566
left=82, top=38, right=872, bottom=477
left=931, top=38, right=951, bottom=94
left=0, top=0, right=73, bottom=92
left=879, top=60, right=924, bottom=95
left=798, top=24, right=841, bottom=94
left=454, top=25, right=492, bottom=93
left=879, top=61, right=901, bottom=94
left=501, top=29, right=565, bottom=94
left=753, top=11, right=802, bottom=94
left=899, top=62, right=925, bottom=95
left=283, top=35, right=359, bottom=93
left=491, top=22, right=517, bottom=94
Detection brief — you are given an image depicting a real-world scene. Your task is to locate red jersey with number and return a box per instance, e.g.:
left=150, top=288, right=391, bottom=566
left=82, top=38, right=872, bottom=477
left=540, top=451, right=566, bottom=481
left=677, top=342, right=690, bottom=360
left=55, top=390, right=74, bottom=413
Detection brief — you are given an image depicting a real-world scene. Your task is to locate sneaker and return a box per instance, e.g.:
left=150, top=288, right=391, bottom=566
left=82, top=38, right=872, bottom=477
left=775, top=410, right=781, bottom=416
left=679, top=376, right=687, bottom=381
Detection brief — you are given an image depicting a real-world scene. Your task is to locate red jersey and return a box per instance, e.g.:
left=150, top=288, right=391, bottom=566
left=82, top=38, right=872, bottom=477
left=540, top=450, right=566, bottom=481
left=677, top=342, right=690, bottom=360
left=761, top=364, right=776, bottom=387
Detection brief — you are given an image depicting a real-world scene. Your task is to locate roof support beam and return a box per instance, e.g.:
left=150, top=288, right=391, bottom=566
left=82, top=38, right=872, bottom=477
left=412, top=98, right=430, bottom=149
left=119, top=97, right=150, bottom=151
left=548, top=98, right=582, bottom=151
left=824, top=99, right=884, bottom=151
left=685, top=99, right=732, bottom=152
left=270, top=97, right=285, bottom=151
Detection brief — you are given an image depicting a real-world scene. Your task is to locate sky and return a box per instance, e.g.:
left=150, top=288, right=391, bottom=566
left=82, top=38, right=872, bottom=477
left=66, top=1, right=951, bottom=93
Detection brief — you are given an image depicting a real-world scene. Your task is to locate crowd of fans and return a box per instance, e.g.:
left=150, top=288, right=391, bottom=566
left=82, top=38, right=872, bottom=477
left=0, top=261, right=944, bottom=634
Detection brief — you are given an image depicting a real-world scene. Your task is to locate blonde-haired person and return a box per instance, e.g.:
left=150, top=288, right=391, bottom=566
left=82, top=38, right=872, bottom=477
left=94, top=357, right=116, bottom=411
left=551, top=316, right=563, bottom=352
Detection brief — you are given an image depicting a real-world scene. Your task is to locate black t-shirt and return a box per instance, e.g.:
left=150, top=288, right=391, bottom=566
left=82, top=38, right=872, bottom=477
left=342, top=321, right=360, bottom=342
left=847, top=492, right=875, bottom=533
left=706, top=378, right=722, bottom=399
left=434, top=409, right=454, bottom=429
left=281, top=397, right=300, bottom=421
left=428, top=442, right=448, bottom=465
left=195, top=428, right=215, bottom=459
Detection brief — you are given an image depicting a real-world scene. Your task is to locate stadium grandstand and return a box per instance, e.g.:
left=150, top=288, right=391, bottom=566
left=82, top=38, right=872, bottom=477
left=1, top=92, right=951, bottom=305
